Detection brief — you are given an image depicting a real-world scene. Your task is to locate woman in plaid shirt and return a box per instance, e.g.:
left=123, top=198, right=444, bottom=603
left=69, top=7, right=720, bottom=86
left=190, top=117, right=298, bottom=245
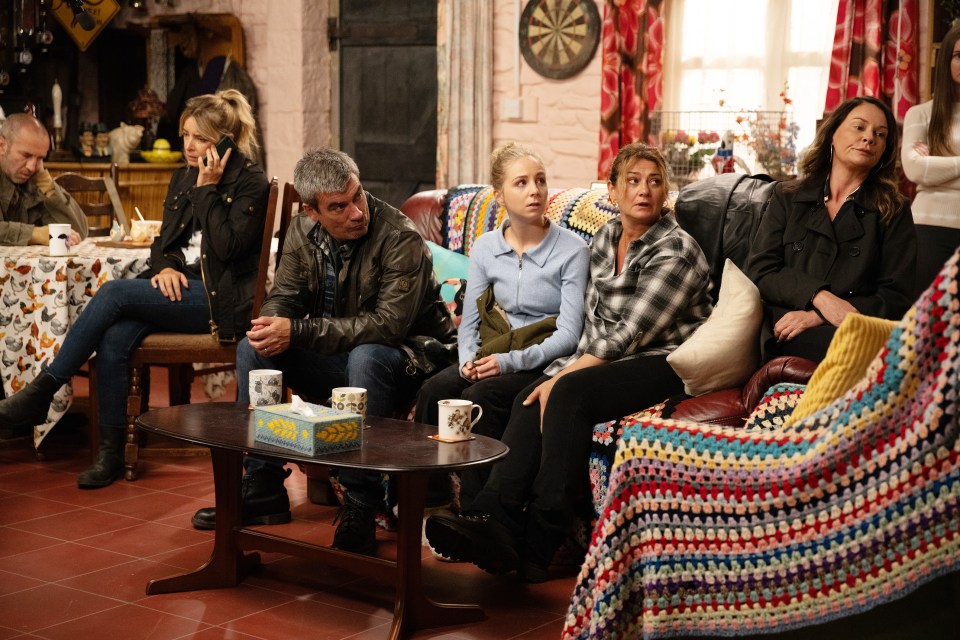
left=426, top=143, right=713, bottom=582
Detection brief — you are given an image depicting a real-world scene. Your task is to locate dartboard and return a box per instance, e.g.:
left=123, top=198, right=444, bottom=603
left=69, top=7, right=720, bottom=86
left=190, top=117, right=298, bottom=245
left=518, top=0, right=601, bottom=80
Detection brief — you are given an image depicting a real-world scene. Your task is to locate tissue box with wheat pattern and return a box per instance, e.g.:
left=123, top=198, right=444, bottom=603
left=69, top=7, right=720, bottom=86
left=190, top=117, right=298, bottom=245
left=254, top=402, right=362, bottom=455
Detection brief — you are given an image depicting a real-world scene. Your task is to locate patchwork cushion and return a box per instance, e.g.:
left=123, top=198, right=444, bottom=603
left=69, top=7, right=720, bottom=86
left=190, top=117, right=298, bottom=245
left=463, top=186, right=503, bottom=257
left=547, top=187, right=617, bottom=241
left=442, top=185, right=485, bottom=254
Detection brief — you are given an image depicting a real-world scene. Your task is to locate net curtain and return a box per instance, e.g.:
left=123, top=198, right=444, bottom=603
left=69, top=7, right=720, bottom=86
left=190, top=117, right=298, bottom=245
left=824, top=0, right=920, bottom=121
left=597, top=0, right=665, bottom=180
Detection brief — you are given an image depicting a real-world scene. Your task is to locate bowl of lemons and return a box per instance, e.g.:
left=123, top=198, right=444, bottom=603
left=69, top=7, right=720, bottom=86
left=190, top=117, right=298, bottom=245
left=140, top=139, right=183, bottom=164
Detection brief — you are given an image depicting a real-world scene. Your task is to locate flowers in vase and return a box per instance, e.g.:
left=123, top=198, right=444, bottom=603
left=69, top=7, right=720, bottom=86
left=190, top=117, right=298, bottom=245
left=659, top=129, right=721, bottom=178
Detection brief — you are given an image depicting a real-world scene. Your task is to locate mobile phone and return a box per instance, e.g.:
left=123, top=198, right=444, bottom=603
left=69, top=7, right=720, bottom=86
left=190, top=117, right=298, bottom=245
left=203, top=135, right=238, bottom=165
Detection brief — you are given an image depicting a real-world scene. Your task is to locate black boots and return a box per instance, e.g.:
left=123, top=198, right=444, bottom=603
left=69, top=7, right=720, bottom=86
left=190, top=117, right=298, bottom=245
left=77, top=428, right=125, bottom=489
left=191, top=466, right=292, bottom=530
left=332, top=493, right=378, bottom=555
left=0, top=371, right=62, bottom=439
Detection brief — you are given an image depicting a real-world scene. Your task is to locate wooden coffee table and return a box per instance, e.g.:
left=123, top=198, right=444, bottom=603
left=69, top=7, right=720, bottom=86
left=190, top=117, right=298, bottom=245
left=136, top=403, right=509, bottom=639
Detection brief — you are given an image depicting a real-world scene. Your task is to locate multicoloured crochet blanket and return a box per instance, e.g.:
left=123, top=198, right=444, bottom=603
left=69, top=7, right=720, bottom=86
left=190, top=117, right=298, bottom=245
left=564, top=250, right=960, bottom=639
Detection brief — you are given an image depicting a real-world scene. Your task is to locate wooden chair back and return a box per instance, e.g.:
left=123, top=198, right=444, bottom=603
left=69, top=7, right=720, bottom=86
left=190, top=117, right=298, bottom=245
left=53, top=171, right=129, bottom=237
left=277, top=181, right=302, bottom=272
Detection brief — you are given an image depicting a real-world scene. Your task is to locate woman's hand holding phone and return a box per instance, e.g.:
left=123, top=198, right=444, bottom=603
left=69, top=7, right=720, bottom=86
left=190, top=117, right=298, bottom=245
left=197, top=136, right=236, bottom=187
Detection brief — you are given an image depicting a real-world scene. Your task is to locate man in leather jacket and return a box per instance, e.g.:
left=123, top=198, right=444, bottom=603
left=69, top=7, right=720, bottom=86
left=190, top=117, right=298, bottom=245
left=191, top=149, right=456, bottom=555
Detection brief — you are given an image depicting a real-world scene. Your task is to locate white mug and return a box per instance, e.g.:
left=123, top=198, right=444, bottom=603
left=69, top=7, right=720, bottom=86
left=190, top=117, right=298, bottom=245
left=437, top=399, right=483, bottom=441
left=249, top=369, right=283, bottom=407
left=332, top=386, right=367, bottom=424
left=48, top=223, right=71, bottom=256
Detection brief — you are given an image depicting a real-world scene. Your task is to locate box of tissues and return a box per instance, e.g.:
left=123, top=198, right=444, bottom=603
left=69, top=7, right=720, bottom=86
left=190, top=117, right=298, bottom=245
left=254, top=397, right=362, bottom=456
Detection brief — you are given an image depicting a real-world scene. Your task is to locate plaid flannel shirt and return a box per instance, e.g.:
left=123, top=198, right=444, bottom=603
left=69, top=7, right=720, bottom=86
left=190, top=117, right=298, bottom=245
left=545, top=213, right=712, bottom=375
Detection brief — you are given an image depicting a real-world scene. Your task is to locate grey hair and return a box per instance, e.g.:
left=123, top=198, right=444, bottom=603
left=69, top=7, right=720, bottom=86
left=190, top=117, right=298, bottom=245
left=293, top=148, right=360, bottom=207
left=0, top=113, right=47, bottom=145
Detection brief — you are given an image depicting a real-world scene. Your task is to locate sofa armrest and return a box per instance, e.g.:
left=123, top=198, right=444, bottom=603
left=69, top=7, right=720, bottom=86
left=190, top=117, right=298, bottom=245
left=668, top=356, right=817, bottom=426
left=400, top=190, right=446, bottom=244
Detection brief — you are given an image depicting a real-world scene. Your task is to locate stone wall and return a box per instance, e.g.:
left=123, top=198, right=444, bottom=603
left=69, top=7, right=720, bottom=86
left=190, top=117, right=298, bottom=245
left=121, top=0, right=603, bottom=188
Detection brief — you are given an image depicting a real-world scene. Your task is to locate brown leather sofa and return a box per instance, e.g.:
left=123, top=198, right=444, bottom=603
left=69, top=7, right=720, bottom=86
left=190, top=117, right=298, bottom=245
left=398, top=185, right=817, bottom=426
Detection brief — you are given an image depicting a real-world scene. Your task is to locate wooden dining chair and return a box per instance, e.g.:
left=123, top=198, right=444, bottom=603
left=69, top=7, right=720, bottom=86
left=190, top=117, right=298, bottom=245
left=119, top=177, right=280, bottom=480
left=276, top=182, right=338, bottom=505
left=53, top=171, right=129, bottom=237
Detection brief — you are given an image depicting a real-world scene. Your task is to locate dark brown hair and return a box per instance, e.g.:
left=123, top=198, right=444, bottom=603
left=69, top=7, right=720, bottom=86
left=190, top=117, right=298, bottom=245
left=790, top=96, right=903, bottom=222
left=928, top=23, right=960, bottom=156
left=608, top=142, right=670, bottom=193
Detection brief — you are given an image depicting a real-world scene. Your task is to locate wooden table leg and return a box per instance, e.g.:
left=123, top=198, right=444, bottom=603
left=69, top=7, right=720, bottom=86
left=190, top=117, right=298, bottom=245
left=146, top=447, right=259, bottom=594
left=389, top=472, right=484, bottom=639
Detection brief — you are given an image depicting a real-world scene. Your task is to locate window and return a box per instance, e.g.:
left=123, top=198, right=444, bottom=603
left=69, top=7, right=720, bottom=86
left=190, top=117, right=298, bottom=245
left=663, top=0, right=838, bottom=154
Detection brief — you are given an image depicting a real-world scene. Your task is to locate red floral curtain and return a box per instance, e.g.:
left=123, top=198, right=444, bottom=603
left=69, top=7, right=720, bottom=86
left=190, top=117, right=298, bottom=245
left=597, top=0, right=664, bottom=179
left=824, top=0, right=920, bottom=122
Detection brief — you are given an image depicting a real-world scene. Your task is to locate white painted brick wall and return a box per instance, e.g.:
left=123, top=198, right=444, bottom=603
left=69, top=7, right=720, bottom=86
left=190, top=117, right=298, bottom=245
left=120, top=0, right=603, bottom=189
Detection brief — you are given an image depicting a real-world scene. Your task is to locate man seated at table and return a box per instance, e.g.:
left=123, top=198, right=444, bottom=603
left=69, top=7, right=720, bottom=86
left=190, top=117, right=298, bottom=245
left=191, top=148, right=457, bottom=555
left=0, top=113, right=87, bottom=246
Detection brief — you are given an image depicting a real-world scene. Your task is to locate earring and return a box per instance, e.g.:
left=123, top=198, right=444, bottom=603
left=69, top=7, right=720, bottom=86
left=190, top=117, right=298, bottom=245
left=829, top=145, right=834, bottom=164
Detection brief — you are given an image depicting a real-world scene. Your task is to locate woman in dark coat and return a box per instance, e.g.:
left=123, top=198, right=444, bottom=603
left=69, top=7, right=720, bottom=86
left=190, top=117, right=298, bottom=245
left=0, top=89, right=270, bottom=488
left=746, top=96, right=916, bottom=362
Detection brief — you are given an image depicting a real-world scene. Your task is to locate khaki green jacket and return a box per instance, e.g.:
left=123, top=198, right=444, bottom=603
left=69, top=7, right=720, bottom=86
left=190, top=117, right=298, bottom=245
left=0, top=171, right=88, bottom=245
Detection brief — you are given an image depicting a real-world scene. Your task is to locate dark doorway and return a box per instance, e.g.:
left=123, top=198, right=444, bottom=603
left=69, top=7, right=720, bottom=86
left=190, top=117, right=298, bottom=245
left=334, top=0, right=437, bottom=208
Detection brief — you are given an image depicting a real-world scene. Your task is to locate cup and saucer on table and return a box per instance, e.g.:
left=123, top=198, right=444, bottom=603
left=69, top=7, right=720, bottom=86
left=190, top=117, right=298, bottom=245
left=430, top=399, right=482, bottom=443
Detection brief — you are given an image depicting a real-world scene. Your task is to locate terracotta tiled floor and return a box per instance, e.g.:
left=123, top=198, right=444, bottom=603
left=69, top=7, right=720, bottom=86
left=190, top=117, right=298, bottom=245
left=0, top=372, right=579, bottom=639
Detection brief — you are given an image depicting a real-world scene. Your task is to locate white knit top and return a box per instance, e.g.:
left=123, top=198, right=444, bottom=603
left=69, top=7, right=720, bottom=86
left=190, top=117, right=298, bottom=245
left=901, top=100, right=960, bottom=229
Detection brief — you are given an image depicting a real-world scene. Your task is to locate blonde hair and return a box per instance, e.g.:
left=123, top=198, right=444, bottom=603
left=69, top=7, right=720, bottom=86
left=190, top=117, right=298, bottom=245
left=179, top=89, right=259, bottom=161
left=489, top=142, right=544, bottom=191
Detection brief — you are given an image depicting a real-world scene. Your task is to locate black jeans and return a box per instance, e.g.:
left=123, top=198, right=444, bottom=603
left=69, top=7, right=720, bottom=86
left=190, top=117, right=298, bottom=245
left=914, top=225, right=960, bottom=300
left=469, top=353, right=683, bottom=563
left=415, top=363, right=544, bottom=504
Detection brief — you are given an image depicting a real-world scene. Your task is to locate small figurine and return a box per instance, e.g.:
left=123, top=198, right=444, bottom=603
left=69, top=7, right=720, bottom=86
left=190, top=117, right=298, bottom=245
left=93, top=122, right=111, bottom=158
left=76, top=122, right=95, bottom=159
left=108, top=122, right=144, bottom=164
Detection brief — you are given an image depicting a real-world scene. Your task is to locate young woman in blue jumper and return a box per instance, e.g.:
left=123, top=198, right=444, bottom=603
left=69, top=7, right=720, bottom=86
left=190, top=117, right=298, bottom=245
left=425, top=143, right=713, bottom=582
left=415, top=142, right=590, bottom=504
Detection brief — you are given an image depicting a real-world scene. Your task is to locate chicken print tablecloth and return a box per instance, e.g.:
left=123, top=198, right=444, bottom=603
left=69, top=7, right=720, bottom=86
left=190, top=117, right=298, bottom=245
left=0, top=241, right=150, bottom=447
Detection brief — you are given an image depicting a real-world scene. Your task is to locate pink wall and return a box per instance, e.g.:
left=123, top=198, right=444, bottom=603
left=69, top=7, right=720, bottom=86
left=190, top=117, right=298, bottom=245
left=492, top=0, right=603, bottom=188
left=123, top=0, right=604, bottom=189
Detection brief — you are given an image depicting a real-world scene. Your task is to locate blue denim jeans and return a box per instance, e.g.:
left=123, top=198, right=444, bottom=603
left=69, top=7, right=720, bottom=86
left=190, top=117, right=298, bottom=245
left=239, top=337, right=420, bottom=506
left=46, top=278, right=210, bottom=429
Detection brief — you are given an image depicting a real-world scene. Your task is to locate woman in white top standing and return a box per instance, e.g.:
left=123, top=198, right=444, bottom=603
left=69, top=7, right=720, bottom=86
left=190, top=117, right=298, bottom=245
left=902, top=22, right=960, bottom=297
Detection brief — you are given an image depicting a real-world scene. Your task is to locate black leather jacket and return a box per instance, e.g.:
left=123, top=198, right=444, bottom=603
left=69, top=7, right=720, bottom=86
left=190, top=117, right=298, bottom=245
left=142, top=153, right=270, bottom=343
left=262, top=192, right=456, bottom=370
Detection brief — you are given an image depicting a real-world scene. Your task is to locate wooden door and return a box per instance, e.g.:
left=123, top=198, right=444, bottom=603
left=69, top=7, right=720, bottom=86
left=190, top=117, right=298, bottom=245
left=333, top=0, right=437, bottom=208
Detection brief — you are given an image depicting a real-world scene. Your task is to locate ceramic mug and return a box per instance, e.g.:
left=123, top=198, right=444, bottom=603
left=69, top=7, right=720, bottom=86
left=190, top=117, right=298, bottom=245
left=437, top=399, right=483, bottom=441
left=48, top=223, right=71, bottom=256
left=332, top=386, right=367, bottom=424
left=249, top=369, right=283, bottom=407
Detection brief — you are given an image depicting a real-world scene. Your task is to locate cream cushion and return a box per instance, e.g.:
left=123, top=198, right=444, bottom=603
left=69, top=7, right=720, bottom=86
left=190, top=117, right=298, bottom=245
left=667, top=259, right=763, bottom=396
